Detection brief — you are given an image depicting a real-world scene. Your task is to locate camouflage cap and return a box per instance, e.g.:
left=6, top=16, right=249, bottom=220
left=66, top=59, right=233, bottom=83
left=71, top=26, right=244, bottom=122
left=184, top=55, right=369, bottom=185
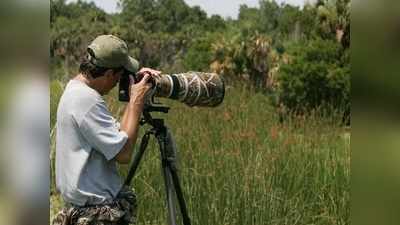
left=87, top=35, right=139, bottom=72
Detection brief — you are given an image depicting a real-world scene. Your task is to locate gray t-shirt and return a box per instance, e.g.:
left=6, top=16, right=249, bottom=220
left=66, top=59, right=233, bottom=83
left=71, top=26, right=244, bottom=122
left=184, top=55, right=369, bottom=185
left=56, top=79, right=128, bottom=206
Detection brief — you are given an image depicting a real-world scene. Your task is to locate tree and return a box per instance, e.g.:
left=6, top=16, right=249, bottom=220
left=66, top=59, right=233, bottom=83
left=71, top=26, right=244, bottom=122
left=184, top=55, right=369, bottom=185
left=315, top=0, right=350, bottom=47
left=51, top=0, right=112, bottom=77
left=205, top=15, right=226, bottom=31
left=119, top=0, right=208, bottom=34
left=259, top=0, right=280, bottom=34
left=277, top=4, right=302, bottom=41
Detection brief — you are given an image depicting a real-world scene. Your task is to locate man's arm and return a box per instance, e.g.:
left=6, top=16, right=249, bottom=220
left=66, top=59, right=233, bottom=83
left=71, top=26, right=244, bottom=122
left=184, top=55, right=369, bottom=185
left=115, top=74, right=152, bottom=164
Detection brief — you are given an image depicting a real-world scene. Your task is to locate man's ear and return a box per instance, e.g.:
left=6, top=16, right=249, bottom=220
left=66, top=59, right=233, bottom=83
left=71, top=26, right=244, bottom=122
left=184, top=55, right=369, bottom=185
left=104, top=69, right=114, bottom=78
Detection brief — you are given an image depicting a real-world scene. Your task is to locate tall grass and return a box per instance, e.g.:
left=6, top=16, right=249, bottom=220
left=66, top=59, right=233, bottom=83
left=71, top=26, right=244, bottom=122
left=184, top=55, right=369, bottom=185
left=50, top=81, right=350, bottom=225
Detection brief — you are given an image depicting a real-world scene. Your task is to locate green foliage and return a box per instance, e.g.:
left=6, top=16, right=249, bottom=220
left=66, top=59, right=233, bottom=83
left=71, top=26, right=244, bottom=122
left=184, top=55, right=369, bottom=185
left=51, top=0, right=113, bottom=77
left=119, top=0, right=209, bottom=33
left=259, top=0, right=280, bottom=33
left=277, top=39, right=350, bottom=113
left=237, top=5, right=262, bottom=35
left=205, top=15, right=226, bottom=31
left=183, top=34, right=215, bottom=71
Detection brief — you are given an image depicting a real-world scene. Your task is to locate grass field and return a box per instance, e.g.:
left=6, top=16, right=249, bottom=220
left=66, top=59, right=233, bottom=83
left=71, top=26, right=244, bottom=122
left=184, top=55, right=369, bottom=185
left=50, top=80, right=350, bottom=225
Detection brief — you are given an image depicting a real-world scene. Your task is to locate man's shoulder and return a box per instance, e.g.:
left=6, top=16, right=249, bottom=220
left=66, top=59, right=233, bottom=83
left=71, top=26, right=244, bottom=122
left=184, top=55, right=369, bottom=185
left=58, top=80, right=104, bottom=121
left=65, top=80, right=103, bottom=103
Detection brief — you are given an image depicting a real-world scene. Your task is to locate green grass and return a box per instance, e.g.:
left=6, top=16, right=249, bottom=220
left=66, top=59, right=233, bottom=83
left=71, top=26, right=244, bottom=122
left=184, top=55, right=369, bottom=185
left=50, top=81, right=350, bottom=225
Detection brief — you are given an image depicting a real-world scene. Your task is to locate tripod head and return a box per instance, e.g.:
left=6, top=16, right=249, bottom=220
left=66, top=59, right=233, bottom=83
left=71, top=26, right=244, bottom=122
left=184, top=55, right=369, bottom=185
left=141, top=103, right=170, bottom=129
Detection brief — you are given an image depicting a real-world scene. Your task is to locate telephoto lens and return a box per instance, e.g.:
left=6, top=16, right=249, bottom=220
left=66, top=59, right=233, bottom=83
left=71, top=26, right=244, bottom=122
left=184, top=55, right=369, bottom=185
left=119, top=72, right=225, bottom=107
left=154, top=72, right=224, bottom=107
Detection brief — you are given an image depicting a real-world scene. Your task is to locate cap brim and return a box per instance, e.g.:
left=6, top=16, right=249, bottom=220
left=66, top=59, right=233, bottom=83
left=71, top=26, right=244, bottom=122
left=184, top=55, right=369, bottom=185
left=124, top=56, right=139, bottom=73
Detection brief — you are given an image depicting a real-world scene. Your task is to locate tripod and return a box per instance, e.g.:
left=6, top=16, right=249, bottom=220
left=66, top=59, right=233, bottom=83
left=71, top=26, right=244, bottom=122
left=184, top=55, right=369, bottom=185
left=124, top=105, right=192, bottom=225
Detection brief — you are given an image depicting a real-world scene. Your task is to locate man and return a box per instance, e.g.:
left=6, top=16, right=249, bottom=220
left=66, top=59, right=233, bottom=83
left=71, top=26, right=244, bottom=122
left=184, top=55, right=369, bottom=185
left=53, top=35, right=160, bottom=225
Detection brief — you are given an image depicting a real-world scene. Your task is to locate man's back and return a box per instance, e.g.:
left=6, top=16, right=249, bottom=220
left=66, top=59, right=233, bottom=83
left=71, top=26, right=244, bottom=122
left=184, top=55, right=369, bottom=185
left=56, top=79, right=128, bottom=206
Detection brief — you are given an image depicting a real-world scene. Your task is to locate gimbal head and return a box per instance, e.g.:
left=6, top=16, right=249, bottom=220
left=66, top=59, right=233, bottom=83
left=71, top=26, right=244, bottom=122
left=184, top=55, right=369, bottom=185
left=140, top=103, right=170, bottom=128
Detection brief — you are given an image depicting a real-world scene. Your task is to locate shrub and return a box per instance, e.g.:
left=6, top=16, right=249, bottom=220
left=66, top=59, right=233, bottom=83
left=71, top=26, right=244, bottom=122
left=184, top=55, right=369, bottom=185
left=276, top=39, right=350, bottom=114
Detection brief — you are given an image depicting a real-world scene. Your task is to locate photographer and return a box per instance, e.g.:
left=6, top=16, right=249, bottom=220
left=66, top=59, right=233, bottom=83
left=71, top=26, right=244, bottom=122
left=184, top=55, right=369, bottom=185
left=53, top=35, right=160, bottom=225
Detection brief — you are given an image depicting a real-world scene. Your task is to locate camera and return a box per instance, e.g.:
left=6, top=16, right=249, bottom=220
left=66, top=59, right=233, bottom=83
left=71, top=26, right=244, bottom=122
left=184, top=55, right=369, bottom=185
left=119, top=71, right=225, bottom=107
left=118, top=70, right=155, bottom=102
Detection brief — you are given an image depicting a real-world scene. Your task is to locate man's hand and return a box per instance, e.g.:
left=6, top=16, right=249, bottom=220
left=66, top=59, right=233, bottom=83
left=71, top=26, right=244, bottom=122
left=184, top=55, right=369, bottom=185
left=137, top=67, right=161, bottom=77
left=129, top=74, right=153, bottom=104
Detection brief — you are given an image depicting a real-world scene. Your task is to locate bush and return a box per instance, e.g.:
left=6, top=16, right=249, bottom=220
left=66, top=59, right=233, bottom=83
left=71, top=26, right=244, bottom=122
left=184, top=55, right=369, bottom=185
left=183, top=34, right=215, bottom=71
left=276, top=39, right=350, bottom=114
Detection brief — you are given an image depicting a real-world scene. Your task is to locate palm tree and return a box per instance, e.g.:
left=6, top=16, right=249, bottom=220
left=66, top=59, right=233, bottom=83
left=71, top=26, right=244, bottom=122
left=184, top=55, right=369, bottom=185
left=316, top=0, right=350, bottom=48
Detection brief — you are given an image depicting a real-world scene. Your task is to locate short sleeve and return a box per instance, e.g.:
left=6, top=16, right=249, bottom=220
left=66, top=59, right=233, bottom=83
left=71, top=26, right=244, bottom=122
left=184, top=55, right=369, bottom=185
left=79, top=102, right=128, bottom=161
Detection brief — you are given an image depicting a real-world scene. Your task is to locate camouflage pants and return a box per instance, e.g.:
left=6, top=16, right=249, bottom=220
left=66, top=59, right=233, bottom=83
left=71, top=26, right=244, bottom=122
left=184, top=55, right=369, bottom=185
left=52, top=186, right=137, bottom=225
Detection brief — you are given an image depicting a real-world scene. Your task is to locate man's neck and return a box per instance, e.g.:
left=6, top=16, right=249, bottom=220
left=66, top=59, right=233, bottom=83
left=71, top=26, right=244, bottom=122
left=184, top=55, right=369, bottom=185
left=74, top=73, right=104, bottom=95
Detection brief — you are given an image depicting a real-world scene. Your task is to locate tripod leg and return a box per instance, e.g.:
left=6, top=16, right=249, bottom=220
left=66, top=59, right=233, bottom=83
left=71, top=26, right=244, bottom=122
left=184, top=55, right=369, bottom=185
left=124, top=132, right=151, bottom=186
left=168, top=166, right=192, bottom=225
left=162, top=163, right=178, bottom=225
left=156, top=124, right=191, bottom=225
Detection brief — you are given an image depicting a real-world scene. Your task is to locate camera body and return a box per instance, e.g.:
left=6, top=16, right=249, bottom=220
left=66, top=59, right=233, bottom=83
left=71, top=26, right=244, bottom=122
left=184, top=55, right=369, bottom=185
left=118, top=70, right=131, bottom=102
left=119, top=71, right=225, bottom=107
left=118, top=70, right=156, bottom=102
